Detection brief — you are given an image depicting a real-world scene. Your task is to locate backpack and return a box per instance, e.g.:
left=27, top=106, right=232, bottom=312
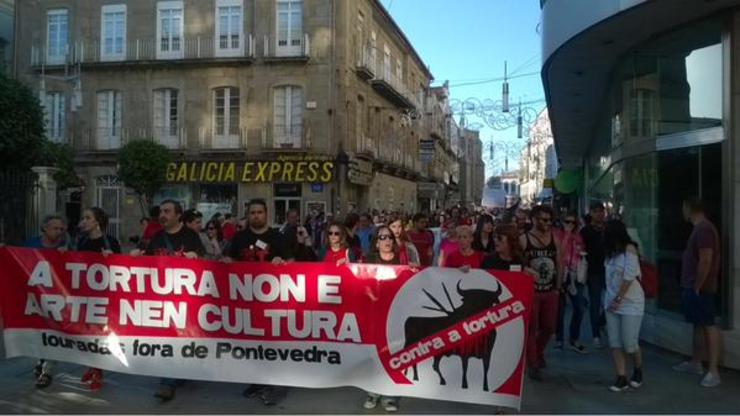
left=638, top=258, right=659, bottom=299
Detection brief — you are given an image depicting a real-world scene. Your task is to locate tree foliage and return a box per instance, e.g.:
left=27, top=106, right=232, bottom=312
left=117, top=139, right=172, bottom=216
left=0, top=72, right=46, bottom=171
left=37, top=141, right=81, bottom=190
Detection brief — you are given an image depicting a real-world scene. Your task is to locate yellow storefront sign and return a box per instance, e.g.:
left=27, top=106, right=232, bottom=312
left=166, top=160, right=335, bottom=183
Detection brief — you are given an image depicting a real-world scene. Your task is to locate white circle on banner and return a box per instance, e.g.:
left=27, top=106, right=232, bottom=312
left=386, top=268, right=525, bottom=393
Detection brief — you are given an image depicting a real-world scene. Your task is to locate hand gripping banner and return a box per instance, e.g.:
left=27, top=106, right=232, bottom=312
left=0, top=247, right=534, bottom=409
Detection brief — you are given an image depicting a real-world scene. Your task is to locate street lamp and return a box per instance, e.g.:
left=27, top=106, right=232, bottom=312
left=502, top=61, right=510, bottom=113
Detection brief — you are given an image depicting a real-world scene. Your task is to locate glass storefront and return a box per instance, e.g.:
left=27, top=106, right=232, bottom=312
left=585, top=16, right=726, bottom=317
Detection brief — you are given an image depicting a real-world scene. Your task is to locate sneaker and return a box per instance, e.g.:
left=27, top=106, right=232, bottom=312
left=672, top=361, right=704, bottom=375
left=593, top=337, right=605, bottom=349
left=363, top=394, right=380, bottom=410
left=609, top=376, right=629, bottom=392
left=154, top=385, right=175, bottom=402
left=260, top=386, right=287, bottom=406
left=569, top=342, right=588, bottom=354
left=554, top=341, right=564, bottom=350
left=33, top=360, right=44, bottom=378
left=700, top=372, right=721, bottom=388
left=35, top=372, right=52, bottom=389
left=242, top=384, right=267, bottom=398
left=630, top=368, right=643, bottom=388
left=382, top=397, right=399, bottom=412
left=528, top=367, right=543, bottom=381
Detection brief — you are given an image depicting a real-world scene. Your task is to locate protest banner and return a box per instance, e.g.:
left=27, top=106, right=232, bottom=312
left=0, top=247, right=533, bottom=409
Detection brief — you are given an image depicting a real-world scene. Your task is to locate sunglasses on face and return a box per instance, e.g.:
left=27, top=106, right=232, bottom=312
left=539, top=217, right=553, bottom=223
left=564, top=220, right=576, bottom=225
left=207, top=227, right=216, bottom=230
left=378, top=234, right=393, bottom=241
left=328, top=231, right=341, bottom=236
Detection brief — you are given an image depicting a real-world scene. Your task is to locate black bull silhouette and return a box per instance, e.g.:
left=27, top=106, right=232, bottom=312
left=402, top=280, right=503, bottom=391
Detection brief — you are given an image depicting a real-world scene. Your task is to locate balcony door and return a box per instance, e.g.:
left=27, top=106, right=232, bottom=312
left=276, top=0, right=302, bottom=57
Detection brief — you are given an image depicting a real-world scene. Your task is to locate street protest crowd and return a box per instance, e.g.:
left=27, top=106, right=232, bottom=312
left=17, top=195, right=723, bottom=412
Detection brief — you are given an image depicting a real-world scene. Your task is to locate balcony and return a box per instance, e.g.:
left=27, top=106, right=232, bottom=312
left=260, top=123, right=311, bottom=152
left=30, top=34, right=256, bottom=68
left=263, top=34, right=310, bottom=62
left=355, top=45, right=375, bottom=80
left=356, top=134, right=376, bottom=160
left=371, top=71, right=415, bottom=110
left=199, top=127, right=249, bottom=152
left=70, top=128, right=187, bottom=153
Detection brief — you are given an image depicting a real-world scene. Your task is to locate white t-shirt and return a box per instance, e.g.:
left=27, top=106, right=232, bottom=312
left=604, top=251, right=645, bottom=316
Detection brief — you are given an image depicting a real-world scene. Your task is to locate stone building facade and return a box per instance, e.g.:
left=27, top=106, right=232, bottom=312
left=15, top=0, right=450, bottom=240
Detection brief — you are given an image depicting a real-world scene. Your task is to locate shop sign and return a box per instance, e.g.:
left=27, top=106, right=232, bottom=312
left=348, top=156, right=374, bottom=186
left=543, top=179, right=554, bottom=189
left=166, top=158, right=335, bottom=184
left=274, top=183, right=302, bottom=197
left=311, top=184, right=324, bottom=193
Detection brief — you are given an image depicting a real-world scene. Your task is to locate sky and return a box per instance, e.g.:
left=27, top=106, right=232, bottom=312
left=380, top=0, right=546, bottom=178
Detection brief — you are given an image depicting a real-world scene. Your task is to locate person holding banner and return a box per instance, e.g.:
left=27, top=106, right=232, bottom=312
left=520, top=205, right=562, bottom=381
left=227, top=199, right=293, bottom=406
left=481, top=224, right=526, bottom=272
left=24, top=214, right=70, bottom=389
left=363, top=225, right=405, bottom=412
left=75, top=207, right=122, bottom=391
left=131, top=200, right=205, bottom=402
left=442, top=225, right=485, bottom=270
left=318, top=222, right=355, bottom=265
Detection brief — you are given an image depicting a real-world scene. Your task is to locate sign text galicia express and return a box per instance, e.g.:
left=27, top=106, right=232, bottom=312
left=166, top=161, right=335, bottom=184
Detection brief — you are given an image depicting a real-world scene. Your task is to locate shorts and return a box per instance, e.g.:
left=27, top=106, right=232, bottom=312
left=605, top=311, right=643, bottom=353
left=682, top=288, right=717, bottom=326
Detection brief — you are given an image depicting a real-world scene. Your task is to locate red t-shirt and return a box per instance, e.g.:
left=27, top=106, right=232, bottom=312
left=142, top=221, right=163, bottom=241
left=323, top=248, right=349, bottom=264
left=407, top=230, right=435, bottom=266
left=222, top=223, right=236, bottom=242
left=443, top=250, right=485, bottom=269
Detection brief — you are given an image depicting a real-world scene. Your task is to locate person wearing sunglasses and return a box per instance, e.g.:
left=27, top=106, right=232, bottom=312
left=481, top=224, right=527, bottom=272
left=555, top=212, right=588, bottom=354
left=363, top=225, right=404, bottom=412
left=204, top=219, right=227, bottom=260
left=473, top=214, right=496, bottom=254
left=319, top=222, right=355, bottom=265
left=520, top=204, right=563, bottom=381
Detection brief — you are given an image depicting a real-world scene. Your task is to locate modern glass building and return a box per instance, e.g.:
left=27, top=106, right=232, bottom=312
left=541, top=0, right=740, bottom=369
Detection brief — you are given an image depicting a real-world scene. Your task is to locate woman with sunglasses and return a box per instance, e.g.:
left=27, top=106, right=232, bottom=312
left=482, top=224, right=527, bottom=271
left=203, top=219, right=227, bottom=260
left=363, top=225, right=404, bottom=412
left=473, top=214, right=496, bottom=254
left=319, top=222, right=355, bottom=265
left=555, top=212, right=588, bottom=353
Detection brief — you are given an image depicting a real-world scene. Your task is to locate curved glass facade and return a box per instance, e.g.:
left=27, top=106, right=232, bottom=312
left=585, top=16, right=725, bottom=315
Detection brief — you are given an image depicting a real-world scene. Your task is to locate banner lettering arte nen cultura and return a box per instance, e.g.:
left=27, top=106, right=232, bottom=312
left=0, top=247, right=533, bottom=409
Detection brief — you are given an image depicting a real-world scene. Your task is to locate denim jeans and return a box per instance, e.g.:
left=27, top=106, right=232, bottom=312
left=556, top=282, right=587, bottom=343
left=587, top=272, right=606, bottom=338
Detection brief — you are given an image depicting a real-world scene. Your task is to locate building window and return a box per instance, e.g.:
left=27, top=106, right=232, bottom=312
left=153, top=88, right=179, bottom=147
left=95, top=175, right=122, bottom=239
left=276, top=0, right=302, bottom=56
left=213, top=87, right=240, bottom=147
left=46, top=9, right=68, bottom=65
left=356, top=95, right=364, bottom=152
left=101, top=5, right=127, bottom=61
left=215, top=0, right=243, bottom=57
left=156, top=1, right=184, bottom=59
left=396, top=58, right=402, bottom=84
left=96, top=90, right=122, bottom=149
left=370, top=31, right=377, bottom=71
left=383, top=45, right=391, bottom=81
left=273, top=85, right=303, bottom=147
left=44, top=92, right=66, bottom=142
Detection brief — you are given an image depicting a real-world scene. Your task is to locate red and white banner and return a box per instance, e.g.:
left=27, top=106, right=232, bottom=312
left=0, top=247, right=533, bottom=409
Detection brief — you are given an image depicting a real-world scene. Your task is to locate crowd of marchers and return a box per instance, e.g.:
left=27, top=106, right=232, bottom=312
left=15, top=195, right=723, bottom=412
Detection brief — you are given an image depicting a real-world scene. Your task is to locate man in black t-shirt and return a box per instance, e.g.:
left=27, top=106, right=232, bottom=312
left=580, top=201, right=607, bottom=349
left=131, top=200, right=205, bottom=402
left=227, top=199, right=293, bottom=406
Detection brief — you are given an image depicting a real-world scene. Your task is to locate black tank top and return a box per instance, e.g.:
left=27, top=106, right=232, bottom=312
left=524, top=232, right=558, bottom=292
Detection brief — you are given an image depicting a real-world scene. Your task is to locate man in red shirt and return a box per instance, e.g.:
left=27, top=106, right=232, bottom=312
left=407, top=213, right=435, bottom=267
